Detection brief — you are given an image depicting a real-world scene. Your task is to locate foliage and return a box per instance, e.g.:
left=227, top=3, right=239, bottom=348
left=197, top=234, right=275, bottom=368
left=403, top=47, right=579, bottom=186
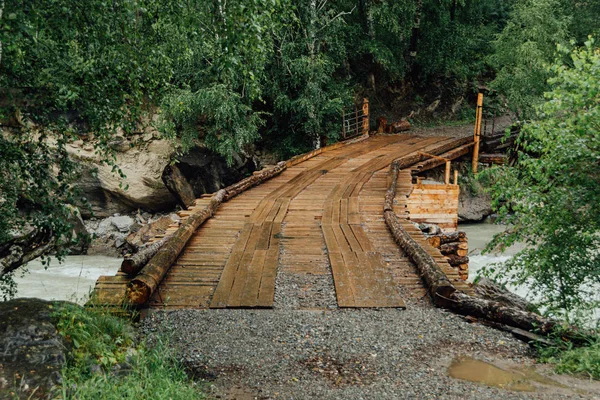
left=0, top=0, right=165, bottom=279
left=481, top=41, right=600, bottom=321
left=489, top=0, right=571, bottom=119
left=537, top=327, right=600, bottom=379
left=54, top=304, right=204, bottom=399
left=490, top=0, right=600, bottom=119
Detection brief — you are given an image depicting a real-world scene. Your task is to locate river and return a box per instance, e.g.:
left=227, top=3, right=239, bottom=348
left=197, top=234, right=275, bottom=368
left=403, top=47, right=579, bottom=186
left=9, top=255, right=122, bottom=304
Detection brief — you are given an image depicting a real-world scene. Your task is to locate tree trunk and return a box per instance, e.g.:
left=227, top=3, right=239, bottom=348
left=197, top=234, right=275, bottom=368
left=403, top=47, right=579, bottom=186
left=445, top=254, right=469, bottom=266
left=449, top=291, right=556, bottom=334
left=224, top=162, right=287, bottom=201
left=473, top=278, right=533, bottom=312
left=385, top=210, right=456, bottom=305
left=121, top=236, right=170, bottom=276
left=439, top=242, right=468, bottom=254
left=127, top=190, right=226, bottom=305
left=435, top=231, right=467, bottom=244
left=0, top=229, right=54, bottom=277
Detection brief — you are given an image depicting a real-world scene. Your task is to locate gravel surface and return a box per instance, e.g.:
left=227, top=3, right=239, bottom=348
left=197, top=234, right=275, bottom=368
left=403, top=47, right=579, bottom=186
left=140, top=302, right=598, bottom=399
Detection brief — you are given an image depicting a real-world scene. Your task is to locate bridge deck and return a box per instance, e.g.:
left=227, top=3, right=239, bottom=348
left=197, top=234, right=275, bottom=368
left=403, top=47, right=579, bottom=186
left=139, top=135, right=468, bottom=309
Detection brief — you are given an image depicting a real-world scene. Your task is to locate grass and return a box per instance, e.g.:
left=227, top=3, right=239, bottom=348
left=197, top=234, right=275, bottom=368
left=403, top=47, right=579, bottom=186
left=537, top=330, right=600, bottom=380
left=52, top=303, right=205, bottom=399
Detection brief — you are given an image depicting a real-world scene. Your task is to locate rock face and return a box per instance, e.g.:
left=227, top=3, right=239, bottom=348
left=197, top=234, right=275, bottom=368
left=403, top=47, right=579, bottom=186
left=0, top=298, right=71, bottom=399
left=72, top=138, right=177, bottom=218
left=71, top=132, right=258, bottom=217
left=164, top=147, right=257, bottom=200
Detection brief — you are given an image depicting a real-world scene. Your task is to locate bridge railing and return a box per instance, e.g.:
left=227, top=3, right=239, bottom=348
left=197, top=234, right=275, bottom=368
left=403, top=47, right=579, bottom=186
left=342, top=98, right=369, bottom=139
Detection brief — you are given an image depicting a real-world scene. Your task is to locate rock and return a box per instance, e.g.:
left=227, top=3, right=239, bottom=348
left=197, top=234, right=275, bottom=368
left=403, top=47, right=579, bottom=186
left=71, top=138, right=177, bottom=218
left=125, top=216, right=174, bottom=248
left=458, top=190, right=493, bottom=222
left=111, top=216, right=134, bottom=233
left=161, top=164, right=196, bottom=208
left=114, top=236, right=126, bottom=248
left=0, top=298, right=71, bottom=399
left=95, top=218, right=116, bottom=237
left=168, top=147, right=256, bottom=198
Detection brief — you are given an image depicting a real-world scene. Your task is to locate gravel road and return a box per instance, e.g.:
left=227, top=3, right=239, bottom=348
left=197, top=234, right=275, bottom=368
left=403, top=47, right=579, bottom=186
left=140, top=300, right=599, bottom=399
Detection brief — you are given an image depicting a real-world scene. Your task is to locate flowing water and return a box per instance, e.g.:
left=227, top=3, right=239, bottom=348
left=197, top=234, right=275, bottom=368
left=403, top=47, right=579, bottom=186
left=8, top=255, right=121, bottom=304
left=460, top=221, right=531, bottom=298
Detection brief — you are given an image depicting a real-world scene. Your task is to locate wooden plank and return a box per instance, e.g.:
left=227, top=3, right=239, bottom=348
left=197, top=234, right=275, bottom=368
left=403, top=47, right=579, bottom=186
left=240, top=249, right=268, bottom=307
left=256, top=249, right=280, bottom=307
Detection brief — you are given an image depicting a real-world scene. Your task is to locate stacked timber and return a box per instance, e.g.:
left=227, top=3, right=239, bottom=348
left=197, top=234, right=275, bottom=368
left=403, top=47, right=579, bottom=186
left=421, top=226, right=469, bottom=281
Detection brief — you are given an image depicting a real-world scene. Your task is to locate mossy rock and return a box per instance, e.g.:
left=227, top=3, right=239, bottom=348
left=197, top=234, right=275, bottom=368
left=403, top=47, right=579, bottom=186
left=0, top=298, right=73, bottom=399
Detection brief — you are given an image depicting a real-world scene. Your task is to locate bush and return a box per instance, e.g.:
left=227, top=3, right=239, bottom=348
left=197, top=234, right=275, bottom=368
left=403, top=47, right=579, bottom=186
left=53, top=304, right=204, bottom=400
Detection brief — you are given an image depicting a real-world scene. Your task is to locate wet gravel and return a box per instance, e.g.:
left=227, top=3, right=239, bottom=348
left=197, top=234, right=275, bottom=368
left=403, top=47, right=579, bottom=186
left=140, top=301, right=594, bottom=400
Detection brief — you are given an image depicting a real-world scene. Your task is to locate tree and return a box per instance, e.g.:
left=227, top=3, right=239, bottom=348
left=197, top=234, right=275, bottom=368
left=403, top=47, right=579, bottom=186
left=483, top=40, right=600, bottom=322
left=490, top=0, right=600, bottom=120
left=0, top=0, right=170, bottom=295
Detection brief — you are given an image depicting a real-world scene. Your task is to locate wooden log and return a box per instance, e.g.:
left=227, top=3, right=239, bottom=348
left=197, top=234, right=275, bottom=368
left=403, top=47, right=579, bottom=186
left=473, top=278, right=532, bottom=312
left=416, top=142, right=475, bottom=173
left=224, top=162, right=287, bottom=201
left=435, top=231, right=467, bottom=244
left=391, top=120, right=411, bottom=132
left=445, top=254, right=469, bottom=266
left=427, top=236, right=441, bottom=248
left=449, top=291, right=556, bottom=334
left=384, top=162, right=400, bottom=212
left=127, top=190, right=226, bottom=305
left=479, top=153, right=507, bottom=165
left=121, top=236, right=170, bottom=276
left=384, top=210, right=456, bottom=305
left=439, top=242, right=468, bottom=254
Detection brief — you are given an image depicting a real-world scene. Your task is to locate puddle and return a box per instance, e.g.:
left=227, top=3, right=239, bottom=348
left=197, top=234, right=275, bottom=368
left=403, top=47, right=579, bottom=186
left=448, top=356, right=566, bottom=393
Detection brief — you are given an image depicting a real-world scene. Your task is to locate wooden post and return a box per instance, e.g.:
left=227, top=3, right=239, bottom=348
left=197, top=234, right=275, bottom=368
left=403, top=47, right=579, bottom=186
left=362, top=98, right=370, bottom=135
left=472, top=93, right=484, bottom=174
left=444, top=161, right=451, bottom=185
left=355, top=104, right=359, bottom=137
left=342, top=109, right=346, bottom=138
left=453, top=169, right=458, bottom=185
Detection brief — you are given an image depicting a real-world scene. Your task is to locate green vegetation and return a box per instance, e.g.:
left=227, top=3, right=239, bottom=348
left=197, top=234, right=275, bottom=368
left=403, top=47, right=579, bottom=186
left=537, top=328, right=600, bottom=379
left=53, top=303, right=203, bottom=399
left=483, top=39, right=600, bottom=378
left=483, top=41, right=600, bottom=322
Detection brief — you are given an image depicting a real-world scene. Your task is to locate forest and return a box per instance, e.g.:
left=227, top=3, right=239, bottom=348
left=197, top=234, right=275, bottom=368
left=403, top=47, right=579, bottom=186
left=1, top=0, right=600, bottom=397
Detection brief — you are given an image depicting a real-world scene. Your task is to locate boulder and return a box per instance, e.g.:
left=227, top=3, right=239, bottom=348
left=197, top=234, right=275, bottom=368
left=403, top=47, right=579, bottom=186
left=458, top=190, right=493, bottom=222
left=111, top=216, right=135, bottom=233
left=0, top=298, right=71, bottom=399
left=161, top=164, right=196, bottom=208
left=70, top=138, right=177, bottom=218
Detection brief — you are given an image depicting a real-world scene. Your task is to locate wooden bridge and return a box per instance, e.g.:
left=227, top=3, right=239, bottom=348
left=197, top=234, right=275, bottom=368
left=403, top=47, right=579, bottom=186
left=93, top=131, right=477, bottom=312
